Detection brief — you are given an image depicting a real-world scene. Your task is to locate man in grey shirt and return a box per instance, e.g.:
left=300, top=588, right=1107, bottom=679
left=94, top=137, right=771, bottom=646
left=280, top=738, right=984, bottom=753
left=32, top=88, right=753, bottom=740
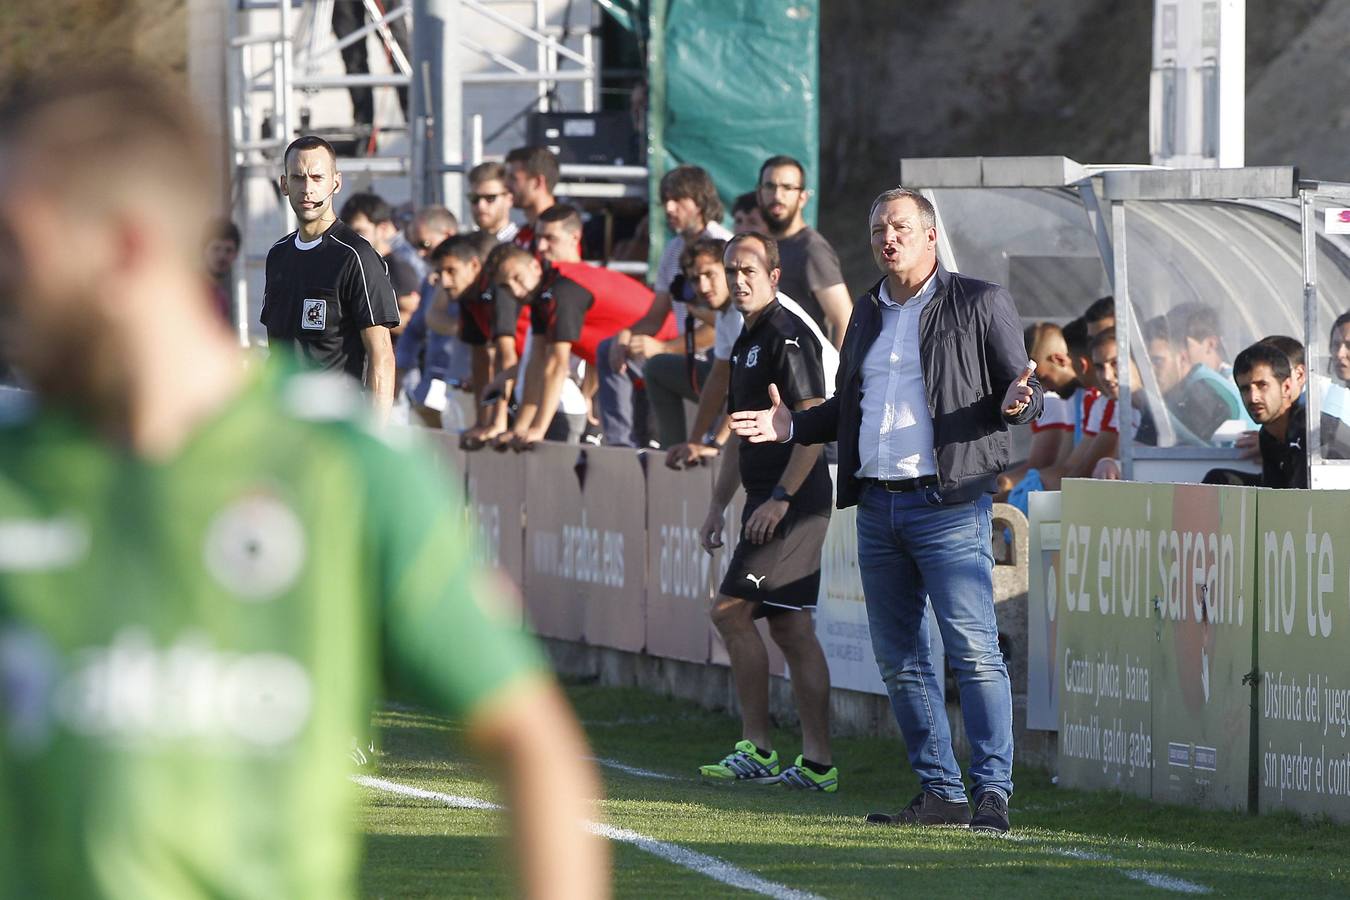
left=757, top=155, right=851, bottom=347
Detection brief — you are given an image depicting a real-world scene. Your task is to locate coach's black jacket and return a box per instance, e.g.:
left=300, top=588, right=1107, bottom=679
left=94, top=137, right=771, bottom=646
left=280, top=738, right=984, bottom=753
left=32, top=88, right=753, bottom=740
left=791, top=265, right=1042, bottom=508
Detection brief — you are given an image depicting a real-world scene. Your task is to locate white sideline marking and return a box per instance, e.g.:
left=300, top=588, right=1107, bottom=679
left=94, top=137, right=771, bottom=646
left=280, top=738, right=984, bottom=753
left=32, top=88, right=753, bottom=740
left=1055, top=847, right=1111, bottom=862
left=1121, top=870, right=1212, bottom=895
left=1007, top=835, right=1212, bottom=894
left=587, top=821, right=824, bottom=900
left=353, top=775, right=501, bottom=810
left=353, top=774, right=824, bottom=900
left=587, top=756, right=679, bottom=781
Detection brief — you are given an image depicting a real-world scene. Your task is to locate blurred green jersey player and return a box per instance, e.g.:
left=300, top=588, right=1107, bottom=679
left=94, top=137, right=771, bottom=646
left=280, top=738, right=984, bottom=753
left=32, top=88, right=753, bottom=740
left=0, top=69, right=608, bottom=900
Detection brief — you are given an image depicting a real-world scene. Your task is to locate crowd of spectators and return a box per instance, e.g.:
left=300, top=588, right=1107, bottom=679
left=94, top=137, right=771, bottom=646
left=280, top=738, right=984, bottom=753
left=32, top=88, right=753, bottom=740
left=219, top=143, right=849, bottom=459
left=998, top=294, right=1350, bottom=506
left=197, top=141, right=1350, bottom=495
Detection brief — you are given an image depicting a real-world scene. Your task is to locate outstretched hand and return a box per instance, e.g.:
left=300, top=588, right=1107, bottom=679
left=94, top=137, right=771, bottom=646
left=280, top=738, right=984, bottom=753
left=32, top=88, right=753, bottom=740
left=1002, top=360, right=1036, bottom=417
left=728, top=383, right=792, bottom=444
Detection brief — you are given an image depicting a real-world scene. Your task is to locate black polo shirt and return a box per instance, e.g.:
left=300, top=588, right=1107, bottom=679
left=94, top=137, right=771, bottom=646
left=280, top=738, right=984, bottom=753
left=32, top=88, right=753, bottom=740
left=261, top=220, right=401, bottom=381
left=728, top=298, right=831, bottom=512
left=529, top=269, right=593, bottom=345
left=1260, top=403, right=1308, bottom=488
left=461, top=275, right=523, bottom=347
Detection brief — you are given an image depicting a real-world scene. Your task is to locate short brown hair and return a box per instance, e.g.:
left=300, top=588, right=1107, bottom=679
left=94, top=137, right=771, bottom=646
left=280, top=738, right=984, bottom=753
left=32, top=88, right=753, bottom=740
left=505, top=145, right=560, bottom=191
left=660, top=165, right=724, bottom=224
left=484, top=242, right=534, bottom=281
left=468, top=160, right=508, bottom=188
left=680, top=237, right=727, bottom=273
left=725, top=232, right=779, bottom=274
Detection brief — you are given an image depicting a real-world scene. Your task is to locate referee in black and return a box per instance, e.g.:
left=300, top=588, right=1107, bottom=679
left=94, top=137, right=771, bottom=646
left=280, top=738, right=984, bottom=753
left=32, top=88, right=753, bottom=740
left=697, top=232, right=837, bottom=791
left=263, top=136, right=400, bottom=419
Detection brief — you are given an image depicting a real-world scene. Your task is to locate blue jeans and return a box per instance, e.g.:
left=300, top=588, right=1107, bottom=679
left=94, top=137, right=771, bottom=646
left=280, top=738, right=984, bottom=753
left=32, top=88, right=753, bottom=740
left=596, top=336, right=639, bottom=447
left=856, top=485, right=1013, bottom=801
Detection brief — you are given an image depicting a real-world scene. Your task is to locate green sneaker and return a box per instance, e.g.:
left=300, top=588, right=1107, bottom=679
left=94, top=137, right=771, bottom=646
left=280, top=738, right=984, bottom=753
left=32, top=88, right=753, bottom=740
left=699, top=740, right=780, bottom=783
left=778, top=756, right=838, bottom=793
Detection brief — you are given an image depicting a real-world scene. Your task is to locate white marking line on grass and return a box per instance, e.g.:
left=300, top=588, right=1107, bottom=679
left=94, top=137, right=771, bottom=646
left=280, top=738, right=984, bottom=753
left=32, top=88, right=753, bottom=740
left=353, top=775, right=501, bottom=810
left=1121, top=870, right=1212, bottom=895
left=587, top=821, right=824, bottom=900
left=353, top=774, right=824, bottom=900
left=1010, top=839, right=1212, bottom=895
left=586, top=756, right=679, bottom=780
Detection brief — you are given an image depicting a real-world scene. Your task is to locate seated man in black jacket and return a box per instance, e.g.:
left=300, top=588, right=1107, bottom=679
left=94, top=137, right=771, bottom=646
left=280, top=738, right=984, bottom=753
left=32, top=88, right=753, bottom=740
left=1206, top=341, right=1350, bottom=488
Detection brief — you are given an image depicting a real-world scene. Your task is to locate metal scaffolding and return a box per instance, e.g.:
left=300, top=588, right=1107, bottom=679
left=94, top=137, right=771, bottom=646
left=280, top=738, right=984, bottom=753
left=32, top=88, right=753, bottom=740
left=225, top=0, right=621, bottom=343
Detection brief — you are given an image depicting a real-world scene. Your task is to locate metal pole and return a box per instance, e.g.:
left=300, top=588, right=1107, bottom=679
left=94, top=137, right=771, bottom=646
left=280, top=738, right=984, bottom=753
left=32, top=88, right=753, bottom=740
left=1077, top=179, right=1116, bottom=292
left=226, top=1, right=249, bottom=347
left=535, top=0, right=548, bottom=111
left=1301, top=188, right=1321, bottom=488
left=277, top=0, right=297, bottom=233
left=582, top=30, right=595, bottom=113
left=416, top=0, right=464, bottom=211
left=471, top=114, right=484, bottom=166
left=1113, top=200, right=1134, bottom=481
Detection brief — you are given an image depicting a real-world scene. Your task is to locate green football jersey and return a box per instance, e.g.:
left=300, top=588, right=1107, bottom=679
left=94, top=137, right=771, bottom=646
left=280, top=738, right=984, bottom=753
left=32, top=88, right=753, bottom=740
left=0, top=365, right=545, bottom=899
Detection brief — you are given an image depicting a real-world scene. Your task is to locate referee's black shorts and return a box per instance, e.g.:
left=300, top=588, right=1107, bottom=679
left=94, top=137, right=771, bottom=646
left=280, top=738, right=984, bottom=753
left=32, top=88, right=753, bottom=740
left=718, top=493, right=829, bottom=618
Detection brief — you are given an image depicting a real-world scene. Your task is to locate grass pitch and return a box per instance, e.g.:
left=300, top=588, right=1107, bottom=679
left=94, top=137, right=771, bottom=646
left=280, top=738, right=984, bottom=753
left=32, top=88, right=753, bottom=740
left=359, top=684, right=1350, bottom=898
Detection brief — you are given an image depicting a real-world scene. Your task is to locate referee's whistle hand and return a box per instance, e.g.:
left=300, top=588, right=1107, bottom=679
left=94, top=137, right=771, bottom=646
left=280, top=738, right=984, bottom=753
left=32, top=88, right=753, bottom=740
left=728, top=383, right=791, bottom=443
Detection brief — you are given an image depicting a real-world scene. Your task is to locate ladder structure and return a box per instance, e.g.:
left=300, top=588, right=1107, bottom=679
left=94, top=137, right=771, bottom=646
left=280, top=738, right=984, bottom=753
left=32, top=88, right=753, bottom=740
left=225, top=0, right=641, bottom=344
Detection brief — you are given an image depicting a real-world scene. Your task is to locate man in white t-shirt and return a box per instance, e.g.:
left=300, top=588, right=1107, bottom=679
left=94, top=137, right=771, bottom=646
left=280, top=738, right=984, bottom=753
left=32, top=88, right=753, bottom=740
left=596, top=164, right=731, bottom=446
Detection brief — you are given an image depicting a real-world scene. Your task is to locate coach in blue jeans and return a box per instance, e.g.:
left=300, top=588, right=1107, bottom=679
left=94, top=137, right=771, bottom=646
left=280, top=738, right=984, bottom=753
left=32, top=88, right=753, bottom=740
left=729, top=187, right=1041, bottom=833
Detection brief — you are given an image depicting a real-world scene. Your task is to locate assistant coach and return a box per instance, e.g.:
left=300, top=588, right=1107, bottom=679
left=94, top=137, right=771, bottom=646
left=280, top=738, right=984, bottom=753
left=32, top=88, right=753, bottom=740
left=730, top=187, right=1041, bottom=834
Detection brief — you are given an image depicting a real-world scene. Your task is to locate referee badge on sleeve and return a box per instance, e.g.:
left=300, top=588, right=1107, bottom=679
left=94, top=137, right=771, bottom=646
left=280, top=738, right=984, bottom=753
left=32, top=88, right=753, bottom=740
left=301, top=298, right=326, bottom=331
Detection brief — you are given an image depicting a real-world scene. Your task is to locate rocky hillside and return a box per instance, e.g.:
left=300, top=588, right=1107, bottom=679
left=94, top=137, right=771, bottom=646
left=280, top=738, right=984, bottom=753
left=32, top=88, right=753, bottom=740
left=3, top=0, right=1347, bottom=291
left=817, top=0, right=1348, bottom=288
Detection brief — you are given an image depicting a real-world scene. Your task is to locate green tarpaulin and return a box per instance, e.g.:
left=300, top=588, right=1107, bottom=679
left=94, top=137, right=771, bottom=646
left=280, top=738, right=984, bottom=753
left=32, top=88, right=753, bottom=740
left=646, top=0, right=820, bottom=269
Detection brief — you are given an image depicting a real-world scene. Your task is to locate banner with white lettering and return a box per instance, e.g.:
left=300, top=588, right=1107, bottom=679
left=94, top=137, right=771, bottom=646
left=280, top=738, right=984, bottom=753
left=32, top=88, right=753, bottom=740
left=1150, top=484, right=1256, bottom=811
left=814, top=505, right=885, bottom=695
left=1256, top=489, right=1350, bottom=821
left=644, top=462, right=714, bottom=663
left=1057, top=480, right=1258, bottom=808
left=463, top=449, right=526, bottom=589
left=1057, top=480, right=1160, bottom=797
left=1026, top=490, right=1061, bottom=731
left=522, top=443, right=587, bottom=641
left=579, top=448, right=647, bottom=652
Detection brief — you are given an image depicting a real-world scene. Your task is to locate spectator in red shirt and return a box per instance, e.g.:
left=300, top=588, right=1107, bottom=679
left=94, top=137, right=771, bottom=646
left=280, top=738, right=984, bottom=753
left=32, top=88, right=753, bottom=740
left=487, top=232, right=661, bottom=450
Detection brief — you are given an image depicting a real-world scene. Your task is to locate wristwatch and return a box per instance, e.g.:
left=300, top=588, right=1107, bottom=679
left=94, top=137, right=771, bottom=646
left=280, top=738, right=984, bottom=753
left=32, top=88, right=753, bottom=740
left=701, top=430, right=724, bottom=450
left=771, top=484, right=794, bottom=503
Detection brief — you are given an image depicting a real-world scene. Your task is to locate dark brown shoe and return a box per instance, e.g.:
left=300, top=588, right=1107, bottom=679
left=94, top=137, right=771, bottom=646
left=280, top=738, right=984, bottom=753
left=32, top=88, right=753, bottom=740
left=970, top=790, right=1010, bottom=834
left=865, top=790, right=971, bottom=827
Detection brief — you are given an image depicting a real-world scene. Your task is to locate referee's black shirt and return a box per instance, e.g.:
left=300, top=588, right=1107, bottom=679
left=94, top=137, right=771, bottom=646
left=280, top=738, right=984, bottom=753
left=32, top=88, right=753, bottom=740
left=728, top=298, right=832, bottom=513
left=262, top=220, right=401, bottom=381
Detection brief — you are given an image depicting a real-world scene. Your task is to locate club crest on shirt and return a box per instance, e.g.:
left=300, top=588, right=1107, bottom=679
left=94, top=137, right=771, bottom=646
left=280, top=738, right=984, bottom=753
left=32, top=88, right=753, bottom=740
left=203, top=492, right=307, bottom=601
left=301, top=298, right=326, bottom=331
left=745, top=346, right=760, bottom=368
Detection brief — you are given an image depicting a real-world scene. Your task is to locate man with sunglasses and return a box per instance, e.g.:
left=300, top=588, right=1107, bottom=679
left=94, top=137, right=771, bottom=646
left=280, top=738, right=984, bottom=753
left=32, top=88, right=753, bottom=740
left=467, top=161, right=519, bottom=244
